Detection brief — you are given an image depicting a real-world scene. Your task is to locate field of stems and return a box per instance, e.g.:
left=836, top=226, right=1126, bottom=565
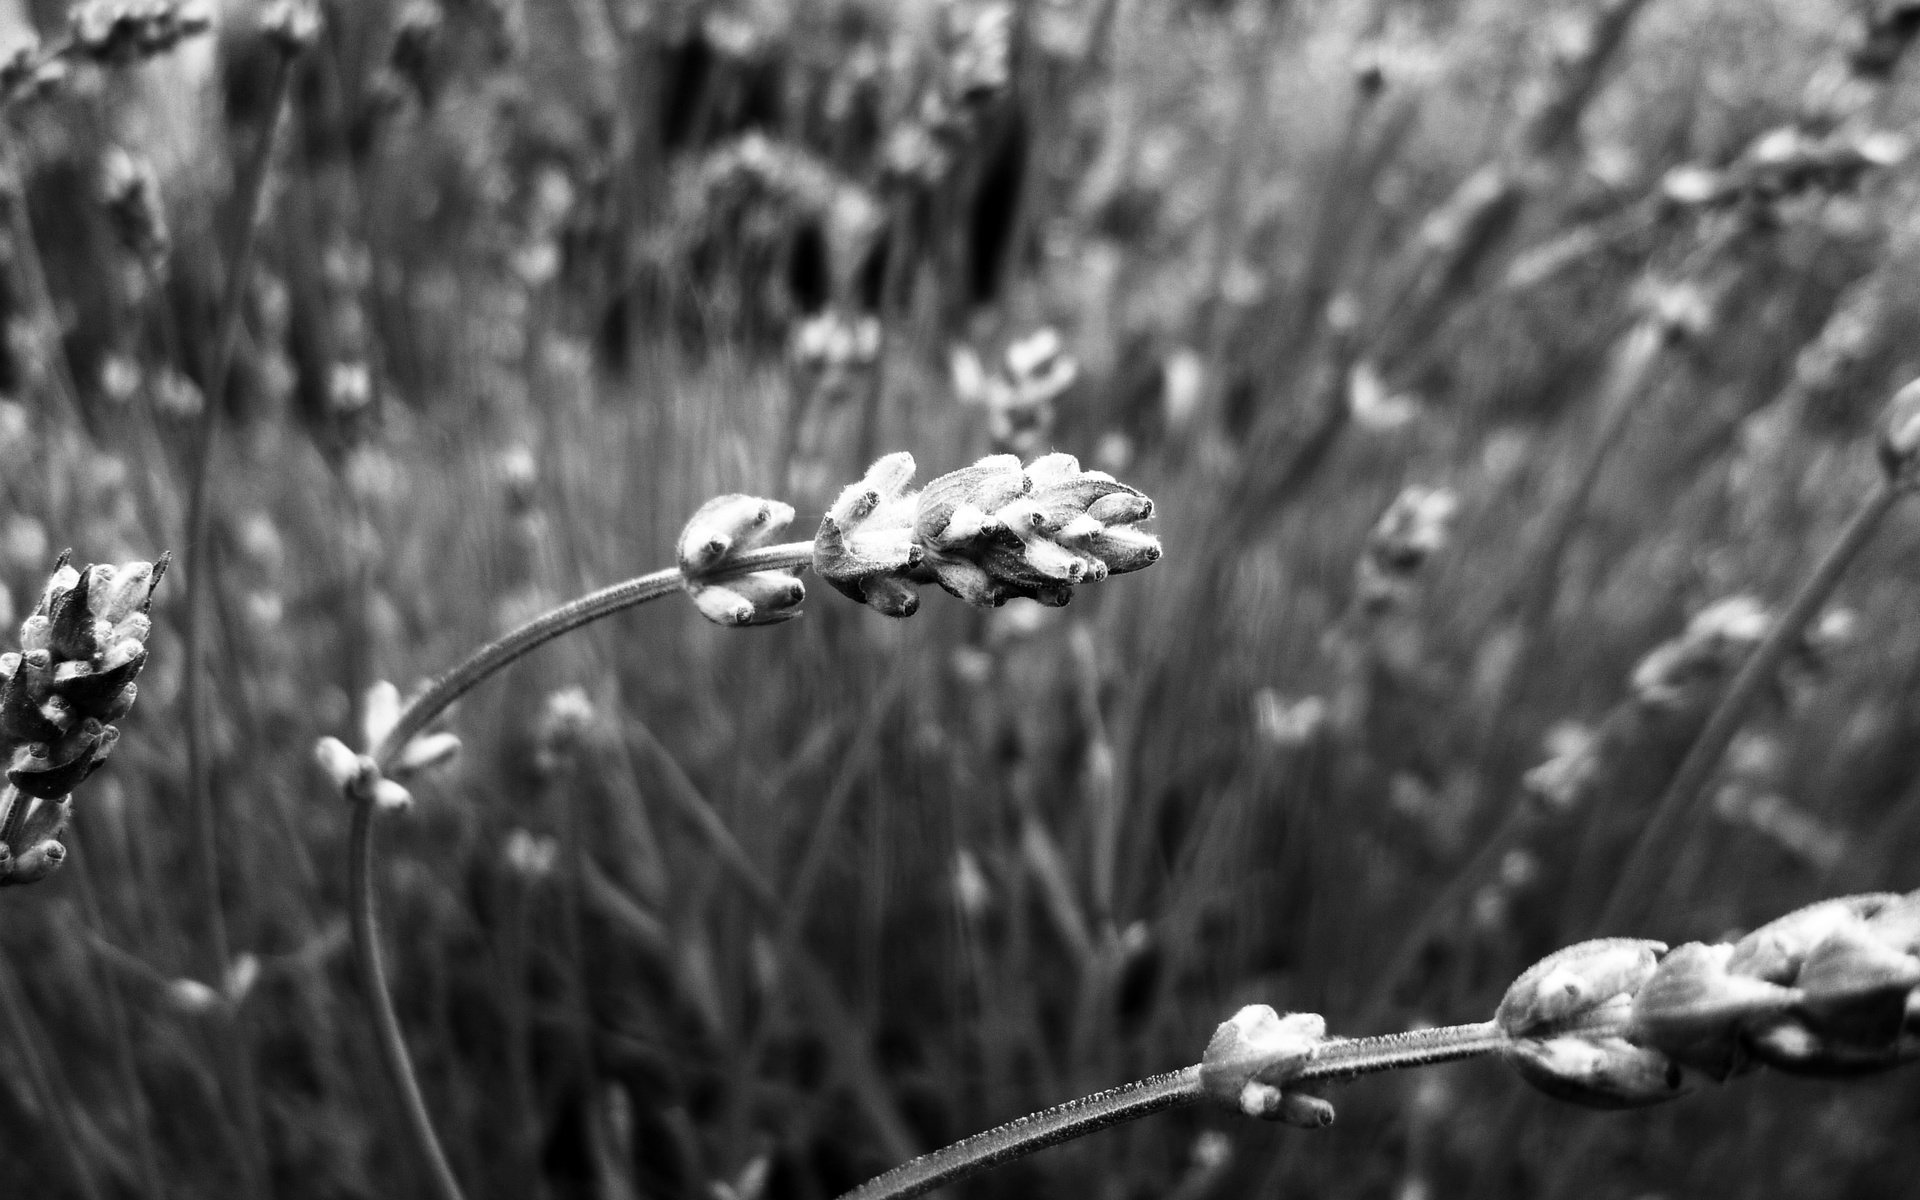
left=3, top=0, right=1920, bottom=1197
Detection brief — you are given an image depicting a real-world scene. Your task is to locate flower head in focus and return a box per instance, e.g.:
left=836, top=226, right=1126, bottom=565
left=815, top=452, right=1160, bottom=616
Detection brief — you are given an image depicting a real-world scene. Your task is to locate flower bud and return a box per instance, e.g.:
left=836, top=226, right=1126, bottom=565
left=1503, top=1034, right=1689, bottom=1109
left=688, top=572, right=807, bottom=627
left=164, top=978, right=224, bottom=1014
left=1496, top=939, right=1664, bottom=1037
left=371, top=778, right=414, bottom=812
left=3, top=836, right=66, bottom=885
left=392, top=731, right=462, bottom=777
left=1792, top=921, right=1920, bottom=1044
left=1628, top=942, right=1796, bottom=1077
left=1866, top=890, right=1920, bottom=956
left=1726, top=894, right=1899, bottom=983
left=814, top=454, right=924, bottom=616
left=678, top=496, right=795, bottom=576
left=361, top=680, right=404, bottom=752
left=1200, top=1005, right=1328, bottom=1114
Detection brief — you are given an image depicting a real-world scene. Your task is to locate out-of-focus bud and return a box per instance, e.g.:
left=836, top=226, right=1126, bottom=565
left=391, top=731, right=461, bottom=777
left=1877, top=376, right=1920, bottom=484
left=1496, top=939, right=1665, bottom=1037
left=101, top=148, right=170, bottom=270
left=225, top=953, right=261, bottom=1004
left=1628, top=942, right=1796, bottom=1077
left=361, top=680, right=403, bottom=752
left=502, top=828, right=559, bottom=879
left=261, top=0, right=323, bottom=56
left=2, top=38, right=67, bottom=105
left=1200, top=1005, right=1331, bottom=1122
left=164, top=977, right=225, bottom=1014
left=313, top=736, right=366, bottom=791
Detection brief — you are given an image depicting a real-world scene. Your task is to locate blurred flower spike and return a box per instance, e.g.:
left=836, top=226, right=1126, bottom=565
left=677, top=496, right=808, bottom=627
left=314, top=681, right=461, bottom=813
left=815, top=451, right=1161, bottom=616
left=68, top=0, right=212, bottom=65
left=953, top=329, right=1079, bottom=456
left=0, top=553, right=166, bottom=886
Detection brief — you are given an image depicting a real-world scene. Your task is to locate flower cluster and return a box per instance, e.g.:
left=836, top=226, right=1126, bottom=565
left=1497, top=891, right=1920, bottom=1107
left=814, top=452, right=1161, bottom=617
left=0, top=555, right=165, bottom=886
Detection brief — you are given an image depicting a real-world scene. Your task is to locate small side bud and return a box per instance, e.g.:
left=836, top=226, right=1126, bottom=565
left=677, top=496, right=795, bottom=577
left=163, top=978, right=225, bottom=1014
left=1200, top=1005, right=1327, bottom=1113
left=688, top=572, right=806, bottom=627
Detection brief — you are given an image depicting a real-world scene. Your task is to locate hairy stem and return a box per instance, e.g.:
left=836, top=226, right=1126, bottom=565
left=371, top=542, right=814, bottom=764
left=348, top=541, right=815, bottom=1197
left=837, top=1021, right=1512, bottom=1200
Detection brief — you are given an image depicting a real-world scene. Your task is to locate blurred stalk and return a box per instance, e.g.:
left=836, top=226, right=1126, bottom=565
left=839, top=1023, right=1509, bottom=1200
left=720, top=685, right=894, bottom=1166
left=1472, top=305, right=1679, bottom=755
left=174, top=45, right=298, bottom=1200
left=352, top=542, right=932, bottom=1194
left=72, top=843, right=165, bottom=1200
left=1591, top=476, right=1908, bottom=935
left=0, top=954, right=105, bottom=1200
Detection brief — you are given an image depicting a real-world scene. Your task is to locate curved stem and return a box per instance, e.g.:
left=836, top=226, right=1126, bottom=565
left=836, top=1022, right=1511, bottom=1200
left=837, top=1067, right=1205, bottom=1200
left=371, top=542, right=814, bottom=765
left=348, top=540, right=814, bottom=1199
left=349, top=800, right=464, bottom=1200
left=1591, top=478, right=1905, bottom=934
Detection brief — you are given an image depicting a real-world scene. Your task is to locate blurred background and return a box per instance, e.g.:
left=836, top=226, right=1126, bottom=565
left=3, top=0, right=1920, bottom=1196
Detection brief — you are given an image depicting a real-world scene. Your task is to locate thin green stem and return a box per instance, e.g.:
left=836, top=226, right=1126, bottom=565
left=348, top=541, right=814, bottom=1199
left=1591, top=478, right=1905, bottom=935
left=835, top=1022, right=1511, bottom=1200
